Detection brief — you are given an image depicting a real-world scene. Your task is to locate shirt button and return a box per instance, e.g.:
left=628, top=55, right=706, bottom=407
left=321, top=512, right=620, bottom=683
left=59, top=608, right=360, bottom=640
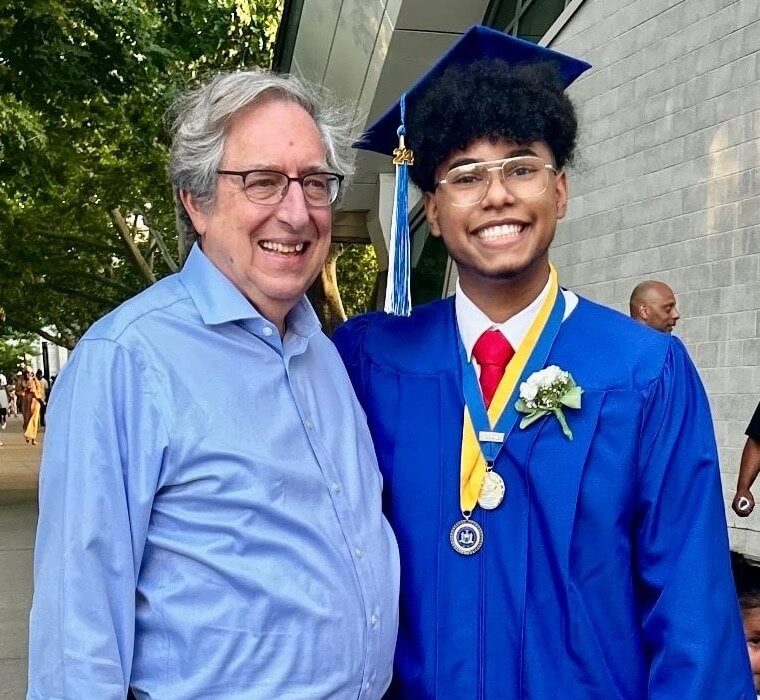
left=355, top=547, right=363, bottom=558
left=370, top=614, right=378, bottom=628
left=364, top=681, right=372, bottom=691
left=332, top=482, right=341, bottom=494
left=304, top=419, right=314, bottom=430
left=262, top=326, right=273, bottom=337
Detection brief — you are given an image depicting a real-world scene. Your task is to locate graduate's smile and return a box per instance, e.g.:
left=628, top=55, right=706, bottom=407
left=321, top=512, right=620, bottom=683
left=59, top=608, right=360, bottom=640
left=473, top=221, right=529, bottom=244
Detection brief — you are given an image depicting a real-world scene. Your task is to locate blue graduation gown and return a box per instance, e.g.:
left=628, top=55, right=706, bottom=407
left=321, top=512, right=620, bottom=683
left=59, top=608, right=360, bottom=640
left=333, top=295, right=753, bottom=699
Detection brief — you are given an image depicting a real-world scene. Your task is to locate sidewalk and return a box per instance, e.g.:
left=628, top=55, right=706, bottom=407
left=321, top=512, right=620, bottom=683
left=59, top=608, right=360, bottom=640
left=0, top=415, right=41, bottom=493
left=0, top=416, right=41, bottom=700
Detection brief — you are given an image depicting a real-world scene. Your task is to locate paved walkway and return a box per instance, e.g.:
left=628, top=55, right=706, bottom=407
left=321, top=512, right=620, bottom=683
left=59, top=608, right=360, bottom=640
left=0, top=416, right=41, bottom=700
left=0, top=416, right=41, bottom=492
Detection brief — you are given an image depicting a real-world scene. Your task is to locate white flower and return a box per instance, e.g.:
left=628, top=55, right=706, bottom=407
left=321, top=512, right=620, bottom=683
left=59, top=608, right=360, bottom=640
left=519, top=381, right=538, bottom=402
left=515, top=364, right=583, bottom=440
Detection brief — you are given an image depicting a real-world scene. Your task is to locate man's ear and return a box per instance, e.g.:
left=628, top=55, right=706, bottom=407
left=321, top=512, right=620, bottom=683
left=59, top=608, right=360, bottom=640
left=179, top=189, right=209, bottom=237
left=639, top=304, right=650, bottom=320
left=424, top=192, right=442, bottom=238
left=555, top=170, right=568, bottom=219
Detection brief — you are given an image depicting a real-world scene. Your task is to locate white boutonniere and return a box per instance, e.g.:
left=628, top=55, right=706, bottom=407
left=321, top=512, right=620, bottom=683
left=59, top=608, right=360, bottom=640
left=515, top=365, right=582, bottom=440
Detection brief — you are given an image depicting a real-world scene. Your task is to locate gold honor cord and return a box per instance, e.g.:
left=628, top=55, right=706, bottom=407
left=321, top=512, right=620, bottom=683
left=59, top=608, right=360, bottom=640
left=459, top=265, right=560, bottom=513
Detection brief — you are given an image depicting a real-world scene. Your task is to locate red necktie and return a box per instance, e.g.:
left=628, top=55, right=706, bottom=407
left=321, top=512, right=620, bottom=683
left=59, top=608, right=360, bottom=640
left=472, top=330, right=514, bottom=408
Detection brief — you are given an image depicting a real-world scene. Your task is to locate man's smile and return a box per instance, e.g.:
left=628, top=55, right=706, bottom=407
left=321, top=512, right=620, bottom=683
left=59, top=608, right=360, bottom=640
left=259, top=240, right=309, bottom=255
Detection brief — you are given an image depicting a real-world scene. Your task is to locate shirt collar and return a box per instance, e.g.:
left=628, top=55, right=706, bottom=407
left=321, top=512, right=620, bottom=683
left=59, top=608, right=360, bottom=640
left=455, top=275, right=552, bottom=361
left=179, top=243, right=321, bottom=337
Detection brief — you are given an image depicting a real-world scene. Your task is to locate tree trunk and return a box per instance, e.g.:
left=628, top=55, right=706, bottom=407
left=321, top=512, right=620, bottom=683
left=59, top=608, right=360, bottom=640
left=307, top=244, right=347, bottom=336
left=110, top=208, right=156, bottom=284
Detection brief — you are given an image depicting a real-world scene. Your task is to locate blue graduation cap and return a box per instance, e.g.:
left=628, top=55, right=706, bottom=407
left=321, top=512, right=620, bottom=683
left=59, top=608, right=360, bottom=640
left=354, top=25, right=591, bottom=316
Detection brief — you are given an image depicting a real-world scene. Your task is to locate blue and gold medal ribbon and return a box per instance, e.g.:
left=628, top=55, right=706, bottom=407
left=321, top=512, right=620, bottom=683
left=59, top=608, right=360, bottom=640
left=459, top=265, right=566, bottom=513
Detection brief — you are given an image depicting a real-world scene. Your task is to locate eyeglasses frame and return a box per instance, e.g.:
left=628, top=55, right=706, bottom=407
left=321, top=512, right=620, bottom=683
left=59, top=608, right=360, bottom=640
left=436, top=156, right=558, bottom=207
left=216, top=168, right=345, bottom=207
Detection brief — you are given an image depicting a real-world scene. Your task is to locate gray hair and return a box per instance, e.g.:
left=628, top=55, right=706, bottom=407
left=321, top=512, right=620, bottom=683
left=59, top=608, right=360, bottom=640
left=168, top=69, right=355, bottom=246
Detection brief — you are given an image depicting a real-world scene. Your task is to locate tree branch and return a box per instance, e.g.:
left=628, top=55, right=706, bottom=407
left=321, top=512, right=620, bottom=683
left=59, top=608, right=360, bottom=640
left=139, top=209, right=178, bottom=272
left=40, top=231, right=124, bottom=255
left=47, top=284, right=120, bottom=308
left=2, top=316, right=75, bottom=351
left=110, top=207, right=156, bottom=284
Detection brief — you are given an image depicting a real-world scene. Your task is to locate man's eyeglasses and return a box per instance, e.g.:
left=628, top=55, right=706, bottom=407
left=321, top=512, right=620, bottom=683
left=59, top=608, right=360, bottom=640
left=437, top=156, right=557, bottom=207
left=216, top=169, right=344, bottom=207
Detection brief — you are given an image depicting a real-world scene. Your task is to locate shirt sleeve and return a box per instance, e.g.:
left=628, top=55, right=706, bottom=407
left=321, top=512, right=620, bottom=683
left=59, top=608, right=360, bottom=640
left=746, top=401, right=760, bottom=441
left=27, top=338, right=169, bottom=700
left=634, top=337, right=754, bottom=699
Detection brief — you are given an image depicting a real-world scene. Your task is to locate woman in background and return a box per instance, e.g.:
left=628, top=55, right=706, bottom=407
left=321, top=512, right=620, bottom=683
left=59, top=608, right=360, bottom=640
left=23, top=369, right=44, bottom=445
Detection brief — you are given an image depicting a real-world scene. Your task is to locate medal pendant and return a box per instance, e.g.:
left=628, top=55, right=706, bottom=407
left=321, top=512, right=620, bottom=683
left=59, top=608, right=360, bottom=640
left=478, top=470, right=506, bottom=510
left=450, top=518, right=483, bottom=555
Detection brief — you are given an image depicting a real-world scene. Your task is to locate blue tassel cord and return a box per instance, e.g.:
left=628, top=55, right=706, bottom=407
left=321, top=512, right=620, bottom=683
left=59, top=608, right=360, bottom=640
left=385, top=95, right=413, bottom=316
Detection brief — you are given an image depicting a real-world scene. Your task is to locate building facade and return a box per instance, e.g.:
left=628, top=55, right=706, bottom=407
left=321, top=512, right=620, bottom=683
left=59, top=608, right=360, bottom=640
left=550, top=0, right=760, bottom=554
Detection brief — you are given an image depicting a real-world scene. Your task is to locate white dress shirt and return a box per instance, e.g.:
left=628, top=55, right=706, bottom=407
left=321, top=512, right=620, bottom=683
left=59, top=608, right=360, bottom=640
left=455, top=275, right=577, bottom=378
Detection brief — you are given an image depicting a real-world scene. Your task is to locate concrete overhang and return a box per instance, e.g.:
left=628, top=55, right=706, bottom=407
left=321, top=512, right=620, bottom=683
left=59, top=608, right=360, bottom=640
left=274, top=0, right=491, bottom=247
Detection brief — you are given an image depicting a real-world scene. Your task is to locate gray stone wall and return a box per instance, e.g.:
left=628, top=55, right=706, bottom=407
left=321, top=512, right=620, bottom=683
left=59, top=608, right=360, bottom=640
left=551, top=0, right=760, bottom=554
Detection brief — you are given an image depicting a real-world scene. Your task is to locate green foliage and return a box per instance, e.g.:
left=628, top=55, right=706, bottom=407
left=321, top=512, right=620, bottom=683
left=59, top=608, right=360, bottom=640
left=0, top=0, right=282, bottom=347
left=411, top=234, right=448, bottom=305
left=336, top=243, right=378, bottom=318
left=0, top=330, right=38, bottom=376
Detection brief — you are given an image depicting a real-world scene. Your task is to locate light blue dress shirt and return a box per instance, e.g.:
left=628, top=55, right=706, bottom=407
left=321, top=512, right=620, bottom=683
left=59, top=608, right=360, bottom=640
left=27, top=244, right=400, bottom=700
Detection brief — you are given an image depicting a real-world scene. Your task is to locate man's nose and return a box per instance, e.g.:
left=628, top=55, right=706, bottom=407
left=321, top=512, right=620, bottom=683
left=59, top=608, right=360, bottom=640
left=277, top=180, right=311, bottom=228
left=481, top=170, right=517, bottom=207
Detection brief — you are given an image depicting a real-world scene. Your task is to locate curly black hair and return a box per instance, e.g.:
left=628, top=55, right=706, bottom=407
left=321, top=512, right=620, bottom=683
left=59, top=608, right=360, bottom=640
left=407, top=60, right=578, bottom=193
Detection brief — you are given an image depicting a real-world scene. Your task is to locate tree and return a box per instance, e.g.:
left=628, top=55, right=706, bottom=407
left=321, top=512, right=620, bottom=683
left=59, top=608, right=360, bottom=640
left=336, top=243, right=379, bottom=318
left=0, top=329, right=38, bottom=376
left=0, top=0, right=281, bottom=348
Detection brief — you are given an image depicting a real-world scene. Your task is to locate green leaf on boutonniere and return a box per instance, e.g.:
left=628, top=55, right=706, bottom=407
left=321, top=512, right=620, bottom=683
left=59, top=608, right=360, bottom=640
left=515, top=366, right=583, bottom=440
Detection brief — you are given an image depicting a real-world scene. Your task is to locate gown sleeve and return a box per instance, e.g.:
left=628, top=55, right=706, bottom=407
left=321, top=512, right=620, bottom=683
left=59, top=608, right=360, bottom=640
left=332, top=314, right=376, bottom=404
left=634, top=336, right=754, bottom=698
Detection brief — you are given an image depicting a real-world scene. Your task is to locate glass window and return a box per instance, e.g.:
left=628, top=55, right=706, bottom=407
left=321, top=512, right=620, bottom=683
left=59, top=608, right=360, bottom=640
left=484, top=0, right=571, bottom=43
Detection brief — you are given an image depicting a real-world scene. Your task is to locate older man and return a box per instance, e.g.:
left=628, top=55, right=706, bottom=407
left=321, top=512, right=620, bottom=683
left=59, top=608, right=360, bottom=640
left=27, top=70, right=399, bottom=700
left=629, top=279, right=680, bottom=332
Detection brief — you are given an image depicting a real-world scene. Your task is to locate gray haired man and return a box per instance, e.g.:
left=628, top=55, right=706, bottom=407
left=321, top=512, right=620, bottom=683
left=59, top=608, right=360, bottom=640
left=28, top=70, right=399, bottom=700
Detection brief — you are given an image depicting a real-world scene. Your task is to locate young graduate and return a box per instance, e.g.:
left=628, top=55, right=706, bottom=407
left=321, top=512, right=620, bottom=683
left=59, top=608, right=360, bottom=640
left=334, top=25, right=753, bottom=699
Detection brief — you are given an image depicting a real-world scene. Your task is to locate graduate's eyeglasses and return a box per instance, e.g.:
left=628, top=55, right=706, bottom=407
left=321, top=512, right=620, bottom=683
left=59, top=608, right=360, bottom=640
left=216, top=169, right=344, bottom=207
left=437, top=156, right=557, bottom=207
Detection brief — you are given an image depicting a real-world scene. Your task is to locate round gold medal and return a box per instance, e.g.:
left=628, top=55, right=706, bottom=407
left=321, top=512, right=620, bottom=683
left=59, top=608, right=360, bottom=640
left=477, top=470, right=506, bottom=510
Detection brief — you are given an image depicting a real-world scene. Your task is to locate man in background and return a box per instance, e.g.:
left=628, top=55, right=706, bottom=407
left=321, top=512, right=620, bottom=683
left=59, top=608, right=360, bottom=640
left=0, top=371, right=7, bottom=443
left=733, top=552, right=760, bottom=697
left=629, top=279, right=680, bottom=332
left=34, top=369, right=48, bottom=427
left=734, top=402, right=760, bottom=517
